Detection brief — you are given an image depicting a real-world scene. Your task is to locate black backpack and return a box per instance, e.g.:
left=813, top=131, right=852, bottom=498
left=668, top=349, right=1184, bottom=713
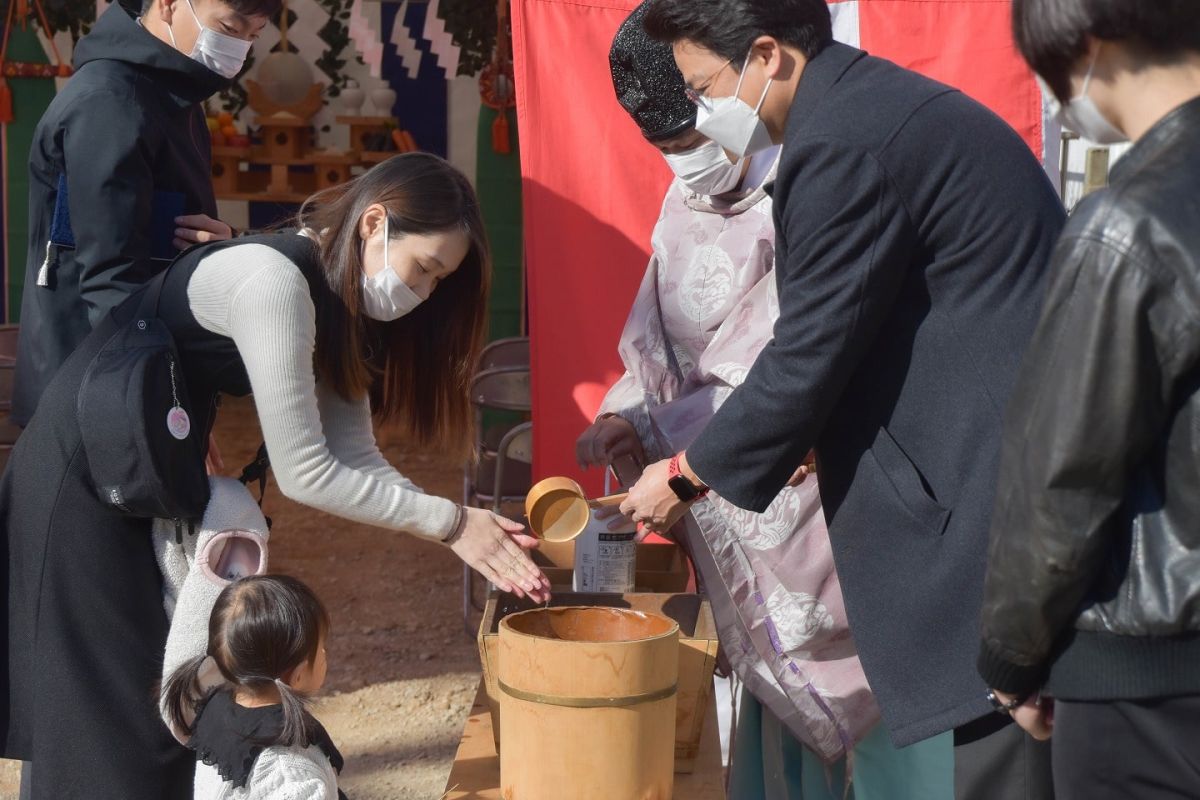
left=76, top=270, right=210, bottom=532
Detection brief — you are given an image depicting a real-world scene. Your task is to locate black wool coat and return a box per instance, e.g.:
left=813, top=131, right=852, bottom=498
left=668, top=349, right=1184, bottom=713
left=686, top=42, right=1066, bottom=746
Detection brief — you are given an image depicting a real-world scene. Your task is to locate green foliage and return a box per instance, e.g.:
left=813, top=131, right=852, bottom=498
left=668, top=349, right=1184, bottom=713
left=32, top=0, right=98, bottom=41
left=314, top=0, right=362, bottom=97
left=437, top=0, right=497, bottom=77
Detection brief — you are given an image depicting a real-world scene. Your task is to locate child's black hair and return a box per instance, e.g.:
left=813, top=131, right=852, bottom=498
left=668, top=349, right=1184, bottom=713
left=162, top=574, right=330, bottom=747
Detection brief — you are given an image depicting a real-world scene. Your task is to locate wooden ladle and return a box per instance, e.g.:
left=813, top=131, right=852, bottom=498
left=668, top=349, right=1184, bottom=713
left=525, top=476, right=627, bottom=542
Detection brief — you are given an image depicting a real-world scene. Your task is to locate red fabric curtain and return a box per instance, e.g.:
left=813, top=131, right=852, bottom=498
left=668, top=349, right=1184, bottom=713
left=513, top=0, right=672, bottom=491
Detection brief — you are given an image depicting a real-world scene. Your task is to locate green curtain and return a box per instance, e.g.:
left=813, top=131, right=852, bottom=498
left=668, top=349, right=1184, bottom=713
left=475, top=105, right=523, bottom=341
left=3, top=22, right=57, bottom=321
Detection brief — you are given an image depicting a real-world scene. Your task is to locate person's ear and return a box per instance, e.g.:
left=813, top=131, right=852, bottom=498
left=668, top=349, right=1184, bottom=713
left=158, top=0, right=177, bottom=27
left=358, top=204, right=387, bottom=242
left=281, top=662, right=304, bottom=689
left=754, top=36, right=788, bottom=81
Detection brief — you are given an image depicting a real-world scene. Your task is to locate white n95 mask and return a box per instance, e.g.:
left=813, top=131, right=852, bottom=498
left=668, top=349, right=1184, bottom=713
left=166, top=0, right=252, bottom=79
left=361, top=216, right=424, bottom=322
left=663, top=140, right=744, bottom=196
left=694, top=50, right=774, bottom=160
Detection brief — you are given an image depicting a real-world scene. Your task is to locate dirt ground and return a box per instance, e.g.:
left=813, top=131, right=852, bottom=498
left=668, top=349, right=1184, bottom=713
left=0, top=395, right=484, bottom=799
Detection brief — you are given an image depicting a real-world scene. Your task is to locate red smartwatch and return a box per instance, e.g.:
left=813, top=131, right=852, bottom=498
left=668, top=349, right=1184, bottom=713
left=667, top=453, right=709, bottom=503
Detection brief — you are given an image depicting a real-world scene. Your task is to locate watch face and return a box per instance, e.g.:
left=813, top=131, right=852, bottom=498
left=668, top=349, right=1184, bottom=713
left=668, top=474, right=698, bottom=503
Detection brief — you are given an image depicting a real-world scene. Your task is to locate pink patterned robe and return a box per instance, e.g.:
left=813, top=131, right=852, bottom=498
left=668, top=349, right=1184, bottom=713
left=598, top=172, right=880, bottom=763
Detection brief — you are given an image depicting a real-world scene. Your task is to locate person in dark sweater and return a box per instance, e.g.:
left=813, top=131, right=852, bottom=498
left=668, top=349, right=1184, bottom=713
left=978, top=2, right=1200, bottom=797
left=11, top=0, right=276, bottom=427
left=620, top=1, right=1065, bottom=796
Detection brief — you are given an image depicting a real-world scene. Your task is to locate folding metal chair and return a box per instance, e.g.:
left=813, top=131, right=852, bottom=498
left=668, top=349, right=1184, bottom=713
left=462, top=421, right=533, bottom=634
left=478, top=336, right=529, bottom=372
left=464, top=366, right=531, bottom=502
left=462, top=365, right=533, bottom=633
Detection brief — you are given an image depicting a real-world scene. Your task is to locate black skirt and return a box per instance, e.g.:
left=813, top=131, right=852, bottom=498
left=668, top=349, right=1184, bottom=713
left=0, top=305, right=195, bottom=799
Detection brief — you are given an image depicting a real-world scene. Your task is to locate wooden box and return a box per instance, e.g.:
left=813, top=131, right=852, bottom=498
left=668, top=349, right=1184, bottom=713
left=0, top=356, right=15, bottom=413
left=258, top=117, right=311, bottom=161
left=336, top=115, right=397, bottom=155
left=210, top=146, right=250, bottom=196
left=0, top=324, right=18, bottom=360
left=532, top=540, right=690, bottom=593
left=478, top=590, right=719, bottom=773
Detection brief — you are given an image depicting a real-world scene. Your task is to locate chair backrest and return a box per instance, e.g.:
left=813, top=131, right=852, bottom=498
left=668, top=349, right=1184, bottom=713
left=478, top=337, right=529, bottom=372
left=497, top=422, right=533, bottom=464
left=493, top=421, right=533, bottom=508
left=470, top=366, right=530, bottom=413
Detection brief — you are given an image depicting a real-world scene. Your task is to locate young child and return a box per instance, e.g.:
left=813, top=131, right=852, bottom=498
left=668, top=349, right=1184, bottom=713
left=162, top=575, right=348, bottom=800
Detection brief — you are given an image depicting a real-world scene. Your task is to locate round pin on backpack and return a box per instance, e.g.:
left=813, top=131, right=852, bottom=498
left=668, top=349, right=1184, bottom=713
left=167, top=406, right=191, bottom=440
left=165, top=354, right=191, bottom=441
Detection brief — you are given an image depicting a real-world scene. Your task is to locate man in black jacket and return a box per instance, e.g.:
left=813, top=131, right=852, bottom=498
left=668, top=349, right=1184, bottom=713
left=979, top=1, right=1200, bottom=796
left=621, top=0, right=1064, bottom=795
left=11, top=0, right=275, bottom=427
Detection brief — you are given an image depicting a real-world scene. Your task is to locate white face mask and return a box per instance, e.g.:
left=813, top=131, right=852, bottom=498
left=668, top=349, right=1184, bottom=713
left=694, top=50, right=774, bottom=160
left=663, top=139, right=744, bottom=196
left=361, top=216, right=424, bottom=322
left=166, top=0, right=252, bottom=79
left=1039, top=48, right=1126, bottom=145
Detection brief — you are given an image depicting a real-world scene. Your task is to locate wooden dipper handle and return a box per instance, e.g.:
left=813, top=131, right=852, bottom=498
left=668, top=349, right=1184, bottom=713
left=588, top=491, right=628, bottom=508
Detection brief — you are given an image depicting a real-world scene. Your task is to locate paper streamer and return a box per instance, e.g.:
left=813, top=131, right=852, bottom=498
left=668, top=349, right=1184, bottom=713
left=388, top=1, right=423, bottom=80
left=422, top=0, right=460, bottom=77
left=347, top=0, right=384, bottom=78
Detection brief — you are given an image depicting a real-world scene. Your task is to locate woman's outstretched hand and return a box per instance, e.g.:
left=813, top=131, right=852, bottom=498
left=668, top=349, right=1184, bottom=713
left=450, top=507, right=552, bottom=603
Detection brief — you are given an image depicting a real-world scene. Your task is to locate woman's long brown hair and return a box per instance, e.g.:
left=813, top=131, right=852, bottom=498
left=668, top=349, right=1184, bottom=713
left=297, top=154, right=490, bottom=460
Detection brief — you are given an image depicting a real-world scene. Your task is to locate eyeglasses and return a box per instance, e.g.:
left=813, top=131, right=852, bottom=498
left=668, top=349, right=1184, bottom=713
left=683, top=59, right=735, bottom=107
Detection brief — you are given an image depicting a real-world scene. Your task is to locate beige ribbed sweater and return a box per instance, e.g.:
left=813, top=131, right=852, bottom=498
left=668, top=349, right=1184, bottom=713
left=186, top=243, right=458, bottom=541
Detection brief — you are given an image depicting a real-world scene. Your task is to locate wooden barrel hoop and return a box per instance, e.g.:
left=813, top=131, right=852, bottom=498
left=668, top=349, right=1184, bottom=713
left=498, top=679, right=677, bottom=708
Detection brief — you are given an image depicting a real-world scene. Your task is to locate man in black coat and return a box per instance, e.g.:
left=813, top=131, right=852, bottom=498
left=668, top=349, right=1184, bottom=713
left=621, top=0, right=1064, bottom=795
left=11, top=0, right=275, bottom=427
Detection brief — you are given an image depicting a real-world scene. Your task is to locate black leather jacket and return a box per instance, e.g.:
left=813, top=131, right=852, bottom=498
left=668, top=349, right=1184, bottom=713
left=977, top=96, right=1200, bottom=701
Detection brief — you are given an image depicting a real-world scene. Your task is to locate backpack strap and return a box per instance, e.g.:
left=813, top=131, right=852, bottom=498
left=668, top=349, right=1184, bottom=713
left=237, top=441, right=272, bottom=530
left=130, top=265, right=172, bottom=321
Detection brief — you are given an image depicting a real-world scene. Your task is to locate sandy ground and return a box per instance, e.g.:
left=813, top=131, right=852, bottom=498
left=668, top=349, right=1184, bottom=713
left=1, top=395, right=484, bottom=799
